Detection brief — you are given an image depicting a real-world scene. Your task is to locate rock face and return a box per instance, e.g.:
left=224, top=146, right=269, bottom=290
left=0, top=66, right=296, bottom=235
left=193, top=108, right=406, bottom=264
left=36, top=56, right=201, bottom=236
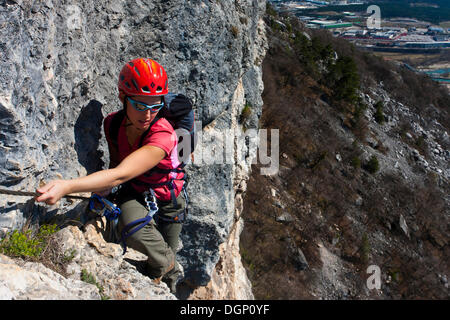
left=0, top=253, right=101, bottom=300
left=0, top=0, right=267, bottom=299
left=187, top=218, right=254, bottom=300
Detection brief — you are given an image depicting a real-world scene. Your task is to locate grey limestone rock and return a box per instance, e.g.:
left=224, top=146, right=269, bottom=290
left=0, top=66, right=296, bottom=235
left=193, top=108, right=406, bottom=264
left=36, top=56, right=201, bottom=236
left=0, top=224, right=176, bottom=300
left=0, top=0, right=268, bottom=295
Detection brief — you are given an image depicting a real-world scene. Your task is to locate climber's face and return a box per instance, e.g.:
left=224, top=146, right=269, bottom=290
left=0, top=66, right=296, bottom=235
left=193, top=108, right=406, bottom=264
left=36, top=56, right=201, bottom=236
left=126, top=96, right=163, bottom=130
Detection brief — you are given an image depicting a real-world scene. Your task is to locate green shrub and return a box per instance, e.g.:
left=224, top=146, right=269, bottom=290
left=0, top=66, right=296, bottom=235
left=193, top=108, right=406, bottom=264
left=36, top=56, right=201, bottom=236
left=365, top=155, right=380, bottom=174
left=351, top=156, right=361, bottom=169
left=286, top=21, right=293, bottom=34
left=81, top=269, right=109, bottom=300
left=292, top=32, right=320, bottom=78
left=0, top=224, right=58, bottom=258
left=63, top=249, right=77, bottom=263
left=240, top=103, right=252, bottom=125
left=389, top=269, right=402, bottom=284
left=270, top=19, right=282, bottom=32
left=0, top=230, right=42, bottom=257
left=81, top=269, right=97, bottom=285
left=353, top=101, right=367, bottom=123
left=374, top=101, right=385, bottom=124
left=266, top=3, right=277, bottom=16
left=415, top=135, right=425, bottom=148
left=326, top=56, right=360, bottom=104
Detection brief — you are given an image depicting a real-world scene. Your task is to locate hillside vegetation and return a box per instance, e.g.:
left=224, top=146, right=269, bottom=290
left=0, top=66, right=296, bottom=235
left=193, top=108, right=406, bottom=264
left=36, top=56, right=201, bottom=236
left=240, top=6, right=449, bottom=299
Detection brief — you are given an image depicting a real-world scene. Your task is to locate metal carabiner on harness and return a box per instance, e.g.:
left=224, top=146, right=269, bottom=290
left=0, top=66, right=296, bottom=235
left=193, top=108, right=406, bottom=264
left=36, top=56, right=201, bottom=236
left=120, top=188, right=159, bottom=255
left=143, top=189, right=159, bottom=218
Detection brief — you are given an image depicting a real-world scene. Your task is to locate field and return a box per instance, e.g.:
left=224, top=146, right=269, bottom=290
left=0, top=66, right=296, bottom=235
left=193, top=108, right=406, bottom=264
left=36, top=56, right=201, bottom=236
left=370, top=51, right=450, bottom=91
left=371, top=52, right=442, bottom=65
left=297, top=1, right=450, bottom=25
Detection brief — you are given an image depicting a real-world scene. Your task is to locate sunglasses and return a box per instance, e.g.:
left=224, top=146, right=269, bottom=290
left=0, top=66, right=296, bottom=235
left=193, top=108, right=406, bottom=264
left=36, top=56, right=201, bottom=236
left=127, top=97, right=164, bottom=113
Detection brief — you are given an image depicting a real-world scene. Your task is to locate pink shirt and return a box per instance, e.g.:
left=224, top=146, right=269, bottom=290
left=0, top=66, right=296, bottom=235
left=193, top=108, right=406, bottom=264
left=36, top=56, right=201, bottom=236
left=104, top=111, right=184, bottom=202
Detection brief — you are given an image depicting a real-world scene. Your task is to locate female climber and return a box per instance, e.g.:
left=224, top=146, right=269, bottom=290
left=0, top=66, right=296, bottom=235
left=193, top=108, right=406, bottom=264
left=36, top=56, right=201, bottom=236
left=35, top=58, right=192, bottom=293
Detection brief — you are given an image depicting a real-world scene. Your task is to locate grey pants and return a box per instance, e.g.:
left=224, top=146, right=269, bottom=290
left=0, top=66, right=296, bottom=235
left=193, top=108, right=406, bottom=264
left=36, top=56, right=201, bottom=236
left=117, top=190, right=185, bottom=282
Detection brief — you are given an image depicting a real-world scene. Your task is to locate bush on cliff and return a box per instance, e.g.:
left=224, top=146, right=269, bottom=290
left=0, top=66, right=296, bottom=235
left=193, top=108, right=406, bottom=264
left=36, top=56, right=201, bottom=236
left=0, top=224, right=58, bottom=258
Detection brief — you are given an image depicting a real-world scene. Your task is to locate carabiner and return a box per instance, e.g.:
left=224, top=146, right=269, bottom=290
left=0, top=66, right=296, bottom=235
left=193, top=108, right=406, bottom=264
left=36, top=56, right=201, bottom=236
left=143, top=189, right=158, bottom=216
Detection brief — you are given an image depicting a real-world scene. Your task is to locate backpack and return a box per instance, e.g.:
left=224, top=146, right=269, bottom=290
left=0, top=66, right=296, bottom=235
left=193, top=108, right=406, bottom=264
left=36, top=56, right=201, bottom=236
left=161, top=92, right=196, bottom=166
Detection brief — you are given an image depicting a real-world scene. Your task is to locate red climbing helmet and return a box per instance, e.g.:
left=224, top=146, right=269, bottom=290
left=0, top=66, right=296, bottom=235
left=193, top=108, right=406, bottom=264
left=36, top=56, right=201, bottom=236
left=118, top=58, right=168, bottom=100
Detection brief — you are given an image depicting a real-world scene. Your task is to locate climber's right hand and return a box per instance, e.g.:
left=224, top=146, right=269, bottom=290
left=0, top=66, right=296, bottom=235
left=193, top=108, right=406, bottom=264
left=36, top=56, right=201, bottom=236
left=35, top=180, right=70, bottom=205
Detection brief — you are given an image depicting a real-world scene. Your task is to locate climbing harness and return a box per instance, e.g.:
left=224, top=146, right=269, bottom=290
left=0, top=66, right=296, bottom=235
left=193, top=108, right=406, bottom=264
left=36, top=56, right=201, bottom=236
left=114, top=183, right=189, bottom=255
left=153, top=184, right=189, bottom=224
left=0, top=187, right=90, bottom=200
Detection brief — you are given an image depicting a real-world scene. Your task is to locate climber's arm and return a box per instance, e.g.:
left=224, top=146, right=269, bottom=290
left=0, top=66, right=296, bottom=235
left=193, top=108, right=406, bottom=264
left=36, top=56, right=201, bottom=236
left=35, top=145, right=166, bottom=205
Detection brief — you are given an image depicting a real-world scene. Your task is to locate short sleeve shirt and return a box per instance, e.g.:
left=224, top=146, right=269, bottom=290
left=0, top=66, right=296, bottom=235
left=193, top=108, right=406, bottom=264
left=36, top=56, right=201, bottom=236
left=104, top=111, right=184, bottom=201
